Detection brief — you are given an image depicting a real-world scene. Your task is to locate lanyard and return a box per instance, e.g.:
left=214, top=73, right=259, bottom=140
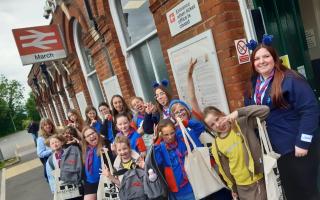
left=254, top=71, right=274, bottom=105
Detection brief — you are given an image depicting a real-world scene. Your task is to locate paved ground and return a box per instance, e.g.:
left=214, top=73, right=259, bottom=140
left=0, top=131, right=52, bottom=200
left=0, top=130, right=35, bottom=160
left=5, top=152, right=51, bottom=200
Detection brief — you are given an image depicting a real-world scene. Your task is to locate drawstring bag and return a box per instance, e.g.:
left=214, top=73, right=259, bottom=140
left=177, top=119, right=225, bottom=200
left=97, top=148, right=120, bottom=200
left=256, top=117, right=285, bottom=200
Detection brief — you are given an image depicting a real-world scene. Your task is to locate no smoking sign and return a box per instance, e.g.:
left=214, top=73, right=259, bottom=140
left=234, top=39, right=250, bottom=64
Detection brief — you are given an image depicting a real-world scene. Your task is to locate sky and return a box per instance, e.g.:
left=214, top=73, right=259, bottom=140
left=0, top=0, right=48, bottom=99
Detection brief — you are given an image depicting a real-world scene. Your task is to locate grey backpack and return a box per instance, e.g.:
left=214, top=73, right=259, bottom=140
left=119, top=167, right=148, bottom=200
left=143, top=146, right=168, bottom=199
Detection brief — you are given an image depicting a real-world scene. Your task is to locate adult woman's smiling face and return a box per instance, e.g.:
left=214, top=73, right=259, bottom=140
left=253, top=47, right=275, bottom=79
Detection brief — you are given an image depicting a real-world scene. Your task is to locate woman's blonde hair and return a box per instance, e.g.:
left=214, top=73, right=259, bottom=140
left=81, top=126, right=104, bottom=163
left=39, top=118, right=56, bottom=139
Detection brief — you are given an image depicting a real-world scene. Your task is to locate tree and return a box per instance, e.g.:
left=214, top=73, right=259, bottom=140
left=0, top=75, right=25, bottom=136
left=25, top=92, right=41, bottom=121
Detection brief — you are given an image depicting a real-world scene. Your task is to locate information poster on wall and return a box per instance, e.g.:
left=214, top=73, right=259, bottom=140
left=167, top=30, right=229, bottom=113
left=102, top=76, right=123, bottom=106
left=75, top=92, right=87, bottom=118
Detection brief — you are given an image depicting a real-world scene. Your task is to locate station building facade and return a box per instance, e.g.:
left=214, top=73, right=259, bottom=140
left=28, top=0, right=320, bottom=125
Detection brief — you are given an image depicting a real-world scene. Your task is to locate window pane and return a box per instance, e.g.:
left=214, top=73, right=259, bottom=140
left=76, top=23, right=95, bottom=73
left=148, top=36, right=169, bottom=82
left=118, top=0, right=156, bottom=45
left=88, top=73, right=104, bottom=104
left=131, top=42, right=156, bottom=101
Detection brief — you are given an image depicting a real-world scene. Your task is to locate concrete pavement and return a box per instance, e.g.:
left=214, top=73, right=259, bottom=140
left=0, top=130, right=35, bottom=160
left=0, top=130, right=52, bottom=200
left=5, top=153, right=51, bottom=200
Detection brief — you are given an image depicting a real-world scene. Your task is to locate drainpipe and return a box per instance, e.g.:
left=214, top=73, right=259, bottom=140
left=83, top=0, right=115, bottom=76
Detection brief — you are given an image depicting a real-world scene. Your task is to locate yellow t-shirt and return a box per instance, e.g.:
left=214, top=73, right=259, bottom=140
left=121, top=159, right=133, bottom=170
left=216, top=130, right=263, bottom=186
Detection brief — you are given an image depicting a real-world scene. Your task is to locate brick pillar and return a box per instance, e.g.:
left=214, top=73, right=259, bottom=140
left=49, top=100, right=60, bottom=126
left=53, top=94, right=66, bottom=125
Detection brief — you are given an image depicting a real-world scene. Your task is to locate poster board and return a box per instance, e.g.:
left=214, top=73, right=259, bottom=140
left=75, top=92, right=87, bottom=118
left=102, top=76, right=123, bottom=106
left=167, top=30, right=229, bottom=113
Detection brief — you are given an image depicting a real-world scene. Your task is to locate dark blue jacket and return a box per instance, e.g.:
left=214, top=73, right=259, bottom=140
left=245, top=71, right=320, bottom=155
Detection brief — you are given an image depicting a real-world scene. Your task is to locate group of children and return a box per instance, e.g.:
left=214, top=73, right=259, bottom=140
left=36, top=67, right=272, bottom=200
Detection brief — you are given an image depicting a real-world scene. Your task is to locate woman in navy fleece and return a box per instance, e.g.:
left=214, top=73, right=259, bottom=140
left=245, top=44, right=320, bottom=200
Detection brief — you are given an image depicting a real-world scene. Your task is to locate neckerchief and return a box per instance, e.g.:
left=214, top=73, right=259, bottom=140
left=165, top=140, right=189, bottom=188
left=163, top=107, right=170, bottom=119
left=86, top=146, right=95, bottom=174
left=254, top=70, right=274, bottom=105
left=55, top=150, right=64, bottom=168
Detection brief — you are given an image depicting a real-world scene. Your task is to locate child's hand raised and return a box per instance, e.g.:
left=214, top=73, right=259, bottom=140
left=145, top=102, right=155, bottom=114
left=188, top=58, right=198, bottom=78
left=100, top=164, right=112, bottom=178
left=220, top=111, right=238, bottom=126
left=136, top=157, right=145, bottom=169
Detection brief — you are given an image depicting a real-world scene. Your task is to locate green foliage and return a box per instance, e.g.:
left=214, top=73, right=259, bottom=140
left=22, top=119, right=32, bottom=129
left=0, top=75, right=26, bottom=137
left=25, top=92, right=41, bottom=121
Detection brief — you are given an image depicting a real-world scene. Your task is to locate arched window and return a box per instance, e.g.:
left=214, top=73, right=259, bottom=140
left=110, top=0, right=169, bottom=101
left=73, top=20, right=104, bottom=107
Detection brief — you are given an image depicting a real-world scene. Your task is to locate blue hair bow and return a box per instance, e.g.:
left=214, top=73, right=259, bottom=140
left=246, top=34, right=273, bottom=51
left=152, top=79, right=169, bottom=88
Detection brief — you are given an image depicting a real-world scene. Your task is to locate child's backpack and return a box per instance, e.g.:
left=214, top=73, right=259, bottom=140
left=143, top=146, right=168, bottom=199
left=119, top=167, right=148, bottom=200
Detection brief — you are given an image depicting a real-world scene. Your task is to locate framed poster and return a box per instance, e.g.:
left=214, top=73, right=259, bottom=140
left=102, top=75, right=123, bottom=106
left=75, top=91, right=87, bottom=118
left=167, top=30, right=229, bottom=113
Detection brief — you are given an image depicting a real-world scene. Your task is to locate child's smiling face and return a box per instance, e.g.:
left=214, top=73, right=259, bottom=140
left=116, top=142, right=131, bottom=162
left=83, top=128, right=99, bottom=146
left=161, top=125, right=176, bottom=144
left=49, top=137, right=63, bottom=151
left=205, top=113, right=231, bottom=133
left=116, top=116, right=130, bottom=134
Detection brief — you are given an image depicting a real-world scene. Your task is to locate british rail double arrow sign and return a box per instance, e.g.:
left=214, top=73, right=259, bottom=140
left=12, top=24, right=67, bottom=65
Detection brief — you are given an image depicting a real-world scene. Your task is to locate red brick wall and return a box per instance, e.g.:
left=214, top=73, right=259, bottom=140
left=149, top=0, right=252, bottom=111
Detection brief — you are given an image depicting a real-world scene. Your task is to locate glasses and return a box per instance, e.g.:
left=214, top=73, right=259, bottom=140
left=173, top=109, right=186, bottom=116
left=154, top=92, right=166, bottom=99
left=84, top=132, right=96, bottom=138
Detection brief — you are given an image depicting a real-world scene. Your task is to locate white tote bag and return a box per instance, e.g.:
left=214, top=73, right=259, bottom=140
left=52, top=158, right=81, bottom=200
left=256, top=117, right=285, bottom=200
left=177, top=119, right=225, bottom=200
left=97, top=148, right=120, bottom=200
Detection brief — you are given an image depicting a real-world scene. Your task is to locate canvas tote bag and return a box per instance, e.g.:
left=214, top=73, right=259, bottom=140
left=177, top=119, right=225, bottom=200
left=52, top=157, right=81, bottom=200
left=97, top=148, right=120, bottom=200
left=256, top=117, right=285, bottom=200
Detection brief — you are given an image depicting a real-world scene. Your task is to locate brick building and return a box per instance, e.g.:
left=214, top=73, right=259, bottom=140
left=28, top=0, right=320, bottom=125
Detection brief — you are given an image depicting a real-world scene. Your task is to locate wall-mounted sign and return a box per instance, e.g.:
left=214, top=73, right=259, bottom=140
left=167, top=30, right=229, bottom=113
left=12, top=24, right=67, bottom=65
left=305, top=29, right=317, bottom=49
left=102, top=76, right=123, bottom=106
left=234, top=39, right=250, bottom=64
left=280, top=55, right=291, bottom=68
left=166, top=0, right=202, bottom=36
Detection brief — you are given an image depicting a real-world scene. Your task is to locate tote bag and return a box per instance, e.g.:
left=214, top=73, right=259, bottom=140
left=97, top=148, right=120, bottom=200
left=177, top=119, right=225, bottom=200
left=256, top=117, right=285, bottom=200
left=52, top=158, right=81, bottom=200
